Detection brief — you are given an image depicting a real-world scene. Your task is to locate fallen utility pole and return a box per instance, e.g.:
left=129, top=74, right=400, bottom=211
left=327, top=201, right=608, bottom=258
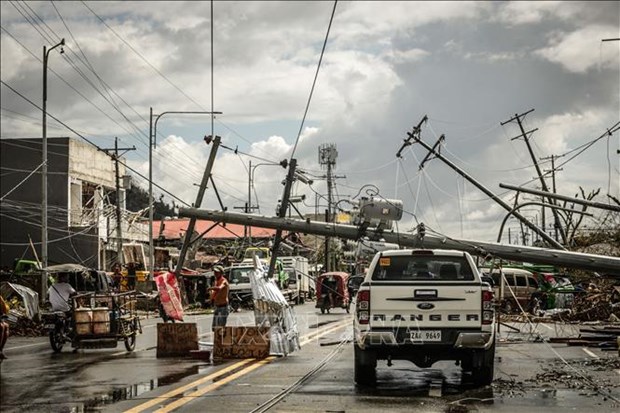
left=400, top=117, right=565, bottom=250
left=501, top=110, right=567, bottom=244
left=500, top=183, right=620, bottom=213
left=177, top=208, right=620, bottom=274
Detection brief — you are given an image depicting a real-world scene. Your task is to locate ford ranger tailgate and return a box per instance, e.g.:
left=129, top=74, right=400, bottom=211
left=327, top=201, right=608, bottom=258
left=369, top=283, right=482, bottom=329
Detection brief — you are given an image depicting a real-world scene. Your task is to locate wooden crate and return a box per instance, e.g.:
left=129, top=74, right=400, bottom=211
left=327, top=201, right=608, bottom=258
left=156, top=323, right=199, bottom=357
left=213, top=326, right=270, bottom=360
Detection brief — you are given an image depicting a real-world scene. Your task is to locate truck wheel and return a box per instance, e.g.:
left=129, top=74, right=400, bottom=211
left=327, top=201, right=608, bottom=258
left=354, top=345, right=377, bottom=386
left=470, top=342, right=495, bottom=386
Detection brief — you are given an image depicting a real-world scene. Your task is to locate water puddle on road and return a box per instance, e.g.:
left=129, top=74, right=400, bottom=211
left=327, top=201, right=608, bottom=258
left=79, top=365, right=201, bottom=410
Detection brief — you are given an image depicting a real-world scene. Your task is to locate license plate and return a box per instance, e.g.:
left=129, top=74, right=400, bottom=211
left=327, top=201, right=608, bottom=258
left=410, top=330, right=441, bottom=342
left=44, top=324, right=55, bottom=329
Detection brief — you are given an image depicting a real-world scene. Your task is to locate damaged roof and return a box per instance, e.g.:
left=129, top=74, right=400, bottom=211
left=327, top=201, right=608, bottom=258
left=152, top=218, right=281, bottom=241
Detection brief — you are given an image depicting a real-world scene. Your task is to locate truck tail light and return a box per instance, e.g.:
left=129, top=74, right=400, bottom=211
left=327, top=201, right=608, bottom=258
left=482, top=290, right=494, bottom=325
left=357, top=289, right=370, bottom=325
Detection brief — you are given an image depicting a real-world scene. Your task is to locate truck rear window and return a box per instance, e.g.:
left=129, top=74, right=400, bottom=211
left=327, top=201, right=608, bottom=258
left=371, top=255, right=475, bottom=281
left=228, top=268, right=252, bottom=284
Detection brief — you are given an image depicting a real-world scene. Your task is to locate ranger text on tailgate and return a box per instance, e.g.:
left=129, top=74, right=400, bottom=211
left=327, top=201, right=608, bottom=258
left=353, top=249, right=496, bottom=386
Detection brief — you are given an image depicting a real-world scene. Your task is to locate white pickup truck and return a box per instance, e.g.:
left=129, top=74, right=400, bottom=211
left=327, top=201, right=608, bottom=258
left=353, top=249, right=496, bottom=386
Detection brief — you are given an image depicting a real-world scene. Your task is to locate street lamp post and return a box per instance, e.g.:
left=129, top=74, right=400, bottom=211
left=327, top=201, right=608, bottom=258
left=41, top=38, right=64, bottom=300
left=148, top=109, right=221, bottom=280
left=248, top=160, right=288, bottom=244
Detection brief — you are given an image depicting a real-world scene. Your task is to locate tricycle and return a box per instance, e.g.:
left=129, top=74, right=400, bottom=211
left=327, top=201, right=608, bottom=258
left=315, top=272, right=351, bottom=314
left=43, top=290, right=141, bottom=352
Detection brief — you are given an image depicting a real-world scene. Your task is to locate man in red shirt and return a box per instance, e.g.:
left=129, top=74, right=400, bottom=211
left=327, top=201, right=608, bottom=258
left=208, top=266, right=229, bottom=331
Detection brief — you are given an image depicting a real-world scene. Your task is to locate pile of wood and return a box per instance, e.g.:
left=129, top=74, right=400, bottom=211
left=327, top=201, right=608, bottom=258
left=563, top=287, right=620, bottom=322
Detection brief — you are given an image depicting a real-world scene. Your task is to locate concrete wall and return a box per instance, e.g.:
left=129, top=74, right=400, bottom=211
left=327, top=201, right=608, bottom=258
left=69, top=139, right=120, bottom=189
left=0, top=138, right=122, bottom=270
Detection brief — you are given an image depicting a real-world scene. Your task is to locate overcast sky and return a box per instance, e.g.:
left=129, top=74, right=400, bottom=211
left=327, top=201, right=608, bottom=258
left=1, top=1, right=618, bottom=244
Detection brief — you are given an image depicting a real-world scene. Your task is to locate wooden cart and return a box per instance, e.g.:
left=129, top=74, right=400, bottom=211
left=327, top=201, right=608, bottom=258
left=70, top=290, right=142, bottom=351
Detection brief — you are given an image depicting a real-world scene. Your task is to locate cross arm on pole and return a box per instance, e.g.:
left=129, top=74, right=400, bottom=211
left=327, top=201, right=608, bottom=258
left=396, top=115, right=427, bottom=158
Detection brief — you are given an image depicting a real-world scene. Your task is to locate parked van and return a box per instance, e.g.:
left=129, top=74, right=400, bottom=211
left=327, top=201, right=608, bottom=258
left=486, top=268, right=539, bottom=313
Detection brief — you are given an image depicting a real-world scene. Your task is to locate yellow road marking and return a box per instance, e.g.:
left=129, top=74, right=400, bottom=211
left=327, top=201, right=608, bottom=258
left=300, top=319, right=350, bottom=346
left=125, top=318, right=350, bottom=413
left=154, top=357, right=276, bottom=412
left=124, top=358, right=254, bottom=413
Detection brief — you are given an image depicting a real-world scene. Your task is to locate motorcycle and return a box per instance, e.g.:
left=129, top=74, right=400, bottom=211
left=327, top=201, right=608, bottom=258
left=229, top=291, right=254, bottom=312
left=42, top=311, right=74, bottom=353
left=42, top=291, right=141, bottom=353
left=315, top=272, right=351, bottom=314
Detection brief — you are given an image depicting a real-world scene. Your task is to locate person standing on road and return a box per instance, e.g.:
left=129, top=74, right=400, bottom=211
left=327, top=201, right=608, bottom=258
left=111, top=263, right=122, bottom=291
left=126, top=262, right=137, bottom=291
left=208, top=266, right=229, bottom=331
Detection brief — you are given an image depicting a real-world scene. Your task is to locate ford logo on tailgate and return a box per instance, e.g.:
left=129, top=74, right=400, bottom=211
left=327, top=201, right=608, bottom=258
left=417, top=303, right=435, bottom=310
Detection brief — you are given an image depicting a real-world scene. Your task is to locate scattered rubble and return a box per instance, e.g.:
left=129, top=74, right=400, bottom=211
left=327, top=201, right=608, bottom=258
left=492, top=377, right=527, bottom=397
left=564, top=289, right=620, bottom=322
left=7, top=311, right=45, bottom=337
left=531, top=357, right=620, bottom=392
left=499, top=279, right=620, bottom=324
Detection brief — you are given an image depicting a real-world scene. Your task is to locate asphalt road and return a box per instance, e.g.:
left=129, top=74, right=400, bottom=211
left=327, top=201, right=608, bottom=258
left=1, top=303, right=619, bottom=413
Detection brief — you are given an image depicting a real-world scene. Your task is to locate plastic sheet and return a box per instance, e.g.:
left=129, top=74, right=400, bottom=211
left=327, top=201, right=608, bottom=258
left=154, top=271, right=184, bottom=321
left=0, top=282, right=39, bottom=319
left=249, top=256, right=300, bottom=356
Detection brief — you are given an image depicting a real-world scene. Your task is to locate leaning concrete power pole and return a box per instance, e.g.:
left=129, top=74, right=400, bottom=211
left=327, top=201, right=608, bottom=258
left=175, top=135, right=221, bottom=275
left=501, top=109, right=567, bottom=244
left=319, top=144, right=338, bottom=271
left=396, top=116, right=565, bottom=250
left=266, top=158, right=299, bottom=279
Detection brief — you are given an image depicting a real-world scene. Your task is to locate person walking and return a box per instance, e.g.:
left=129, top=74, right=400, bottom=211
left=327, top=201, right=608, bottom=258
left=208, top=266, right=229, bottom=331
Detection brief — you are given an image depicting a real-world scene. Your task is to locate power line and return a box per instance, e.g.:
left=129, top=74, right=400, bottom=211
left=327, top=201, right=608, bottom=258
left=80, top=0, right=205, bottom=111
left=0, top=16, right=215, bottom=187
left=0, top=79, right=191, bottom=207
left=2, top=6, right=284, bottom=189
left=290, top=0, right=338, bottom=160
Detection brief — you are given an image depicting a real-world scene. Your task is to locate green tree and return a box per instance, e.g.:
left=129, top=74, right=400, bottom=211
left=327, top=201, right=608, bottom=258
left=126, top=184, right=175, bottom=219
